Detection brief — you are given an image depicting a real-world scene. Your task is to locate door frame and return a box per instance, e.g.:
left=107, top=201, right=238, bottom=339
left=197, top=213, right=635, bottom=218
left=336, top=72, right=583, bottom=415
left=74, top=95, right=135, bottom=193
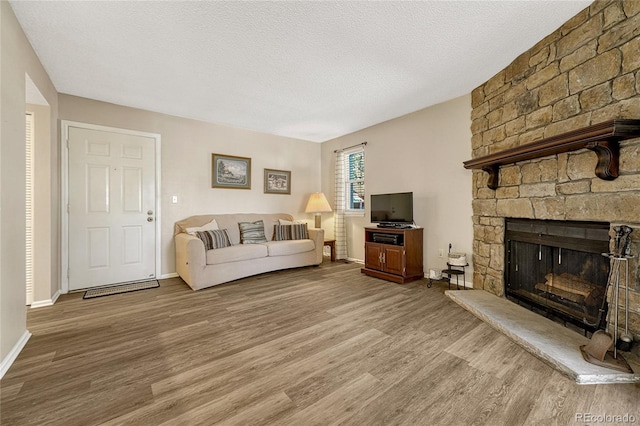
left=61, top=120, right=162, bottom=293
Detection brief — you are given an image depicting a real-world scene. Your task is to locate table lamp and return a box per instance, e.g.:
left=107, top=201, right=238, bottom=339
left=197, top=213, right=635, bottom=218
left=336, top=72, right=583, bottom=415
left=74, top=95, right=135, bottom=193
left=305, top=192, right=332, bottom=228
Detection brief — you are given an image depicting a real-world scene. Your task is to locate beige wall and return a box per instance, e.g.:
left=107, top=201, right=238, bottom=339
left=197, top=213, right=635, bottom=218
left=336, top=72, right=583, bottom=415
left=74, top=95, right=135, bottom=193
left=1, top=2, right=59, bottom=367
left=320, top=95, right=474, bottom=283
left=58, top=95, right=323, bottom=276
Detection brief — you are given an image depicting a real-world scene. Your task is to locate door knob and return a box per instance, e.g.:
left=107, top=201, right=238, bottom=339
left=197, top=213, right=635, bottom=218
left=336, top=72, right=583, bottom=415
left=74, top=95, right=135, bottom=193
left=147, top=210, right=154, bottom=215
left=147, top=217, right=154, bottom=222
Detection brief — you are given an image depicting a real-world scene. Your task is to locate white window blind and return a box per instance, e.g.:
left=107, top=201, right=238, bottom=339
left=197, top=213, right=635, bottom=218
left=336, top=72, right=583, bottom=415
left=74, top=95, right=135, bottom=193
left=26, top=112, right=34, bottom=306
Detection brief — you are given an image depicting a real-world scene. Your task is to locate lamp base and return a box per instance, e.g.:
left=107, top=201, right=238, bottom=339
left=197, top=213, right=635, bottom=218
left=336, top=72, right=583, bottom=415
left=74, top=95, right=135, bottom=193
left=314, top=214, right=322, bottom=229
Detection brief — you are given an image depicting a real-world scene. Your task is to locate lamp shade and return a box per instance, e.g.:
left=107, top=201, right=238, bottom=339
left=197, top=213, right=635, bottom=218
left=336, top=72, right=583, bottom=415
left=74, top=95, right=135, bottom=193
left=305, top=192, right=332, bottom=213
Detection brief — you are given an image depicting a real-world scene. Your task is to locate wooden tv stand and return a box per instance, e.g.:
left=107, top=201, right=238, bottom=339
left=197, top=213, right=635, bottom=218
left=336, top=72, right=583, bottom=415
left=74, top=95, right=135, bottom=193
left=361, top=227, right=424, bottom=284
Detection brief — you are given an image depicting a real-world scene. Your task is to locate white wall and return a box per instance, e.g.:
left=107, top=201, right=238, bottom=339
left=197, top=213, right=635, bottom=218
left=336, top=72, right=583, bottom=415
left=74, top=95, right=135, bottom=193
left=321, top=94, right=474, bottom=283
left=1, top=1, right=59, bottom=371
left=58, top=95, right=322, bottom=276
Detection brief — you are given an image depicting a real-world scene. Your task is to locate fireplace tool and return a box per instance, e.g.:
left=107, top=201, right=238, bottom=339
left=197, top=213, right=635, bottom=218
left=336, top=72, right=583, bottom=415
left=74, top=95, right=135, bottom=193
left=579, top=226, right=633, bottom=373
left=616, top=226, right=633, bottom=352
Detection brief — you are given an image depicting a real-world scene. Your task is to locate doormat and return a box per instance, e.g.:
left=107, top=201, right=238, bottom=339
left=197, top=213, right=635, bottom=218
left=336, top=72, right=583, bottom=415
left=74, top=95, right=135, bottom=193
left=83, top=280, right=159, bottom=299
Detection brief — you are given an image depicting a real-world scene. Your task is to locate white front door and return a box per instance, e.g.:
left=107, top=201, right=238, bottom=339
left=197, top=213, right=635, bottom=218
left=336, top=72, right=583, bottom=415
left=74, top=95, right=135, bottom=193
left=68, top=126, right=157, bottom=290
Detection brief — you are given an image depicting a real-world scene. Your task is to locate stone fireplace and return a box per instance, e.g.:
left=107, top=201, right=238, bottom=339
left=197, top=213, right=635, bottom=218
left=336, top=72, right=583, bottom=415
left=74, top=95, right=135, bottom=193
left=468, top=0, right=640, bottom=342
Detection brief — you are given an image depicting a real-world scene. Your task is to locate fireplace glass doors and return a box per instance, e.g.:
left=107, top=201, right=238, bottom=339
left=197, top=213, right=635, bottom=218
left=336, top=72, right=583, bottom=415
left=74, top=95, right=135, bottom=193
left=505, top=219, right=610, bottom=332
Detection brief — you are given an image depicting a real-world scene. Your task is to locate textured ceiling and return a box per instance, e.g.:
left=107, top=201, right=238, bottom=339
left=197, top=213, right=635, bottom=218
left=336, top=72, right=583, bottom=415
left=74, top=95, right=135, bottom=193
left=11, top=1, right=592, bottom=142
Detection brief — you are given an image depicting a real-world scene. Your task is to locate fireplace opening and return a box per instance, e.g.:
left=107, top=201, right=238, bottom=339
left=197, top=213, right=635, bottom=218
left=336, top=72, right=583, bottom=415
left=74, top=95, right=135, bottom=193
left=505, top=219, right=610, bottom=334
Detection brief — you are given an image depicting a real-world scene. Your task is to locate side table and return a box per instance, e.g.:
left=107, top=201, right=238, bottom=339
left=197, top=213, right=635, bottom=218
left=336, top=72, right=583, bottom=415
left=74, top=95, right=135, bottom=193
left=428, top=263, right=468, bottom=289
left=324, top=239, right=336, bottom=262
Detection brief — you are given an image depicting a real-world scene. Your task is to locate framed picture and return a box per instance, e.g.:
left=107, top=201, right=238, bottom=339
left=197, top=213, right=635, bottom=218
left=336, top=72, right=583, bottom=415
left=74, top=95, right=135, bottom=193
left=212, top=153, right=251, bottom=189
left=264, top=168, right=291, bottom=194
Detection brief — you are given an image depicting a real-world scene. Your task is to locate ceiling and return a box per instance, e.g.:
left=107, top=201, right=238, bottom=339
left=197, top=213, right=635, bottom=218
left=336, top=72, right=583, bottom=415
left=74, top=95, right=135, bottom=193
left=11, top=1, right=592, bottom=142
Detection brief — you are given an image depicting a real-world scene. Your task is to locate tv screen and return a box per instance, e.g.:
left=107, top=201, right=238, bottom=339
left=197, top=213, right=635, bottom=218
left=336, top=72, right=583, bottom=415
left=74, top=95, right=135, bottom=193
left=370, top=192, right=413, bottom=224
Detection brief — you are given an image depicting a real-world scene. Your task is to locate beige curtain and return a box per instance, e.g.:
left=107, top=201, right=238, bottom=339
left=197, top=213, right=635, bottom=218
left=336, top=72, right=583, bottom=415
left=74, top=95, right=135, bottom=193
left=334, top=151, right=347, bottom=260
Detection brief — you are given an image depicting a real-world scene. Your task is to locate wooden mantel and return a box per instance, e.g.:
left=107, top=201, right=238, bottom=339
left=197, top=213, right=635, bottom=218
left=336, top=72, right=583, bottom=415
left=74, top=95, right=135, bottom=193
left=464, top=119, right=640, bottom=190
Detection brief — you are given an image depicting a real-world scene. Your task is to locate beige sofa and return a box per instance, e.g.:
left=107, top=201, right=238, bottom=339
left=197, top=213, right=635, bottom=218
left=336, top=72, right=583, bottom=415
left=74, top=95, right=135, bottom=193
left=174, top=213, right=324, bottom=290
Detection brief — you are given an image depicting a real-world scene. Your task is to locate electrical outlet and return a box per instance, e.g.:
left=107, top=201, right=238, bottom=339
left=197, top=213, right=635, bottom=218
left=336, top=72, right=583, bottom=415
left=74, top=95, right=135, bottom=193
left=438, top=249, right=444, bottom=258
left=171, top=195, right=178, bottom=204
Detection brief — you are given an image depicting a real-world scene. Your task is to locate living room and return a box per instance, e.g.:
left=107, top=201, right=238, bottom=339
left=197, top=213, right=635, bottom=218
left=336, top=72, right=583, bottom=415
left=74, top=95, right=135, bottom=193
left=2, top=0, right=640, bottom=424
left=2, top=0, right=478, bottom=353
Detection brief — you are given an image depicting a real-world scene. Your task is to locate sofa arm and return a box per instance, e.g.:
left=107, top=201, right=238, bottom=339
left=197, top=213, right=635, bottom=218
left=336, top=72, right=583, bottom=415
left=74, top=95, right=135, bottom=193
left=308, top=228, right=325, bottom=264
left=175, top=233, right=206, bottom=289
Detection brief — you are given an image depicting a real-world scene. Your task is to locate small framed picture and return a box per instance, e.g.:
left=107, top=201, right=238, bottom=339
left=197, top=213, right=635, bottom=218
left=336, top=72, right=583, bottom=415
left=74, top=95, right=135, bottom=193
left=212, top=153, right=251, bottom=189
left=264, top=169, right=291, bottom=194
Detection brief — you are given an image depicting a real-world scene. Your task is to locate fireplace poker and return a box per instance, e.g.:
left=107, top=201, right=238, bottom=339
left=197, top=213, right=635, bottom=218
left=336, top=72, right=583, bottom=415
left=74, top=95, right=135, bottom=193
left=618, top=226, right=633, bottom=351
left=613, top=256, right=620, bottom=358
left=584, top=254, right=616, bottom=329
left=618, top=258, right=633, bottom=351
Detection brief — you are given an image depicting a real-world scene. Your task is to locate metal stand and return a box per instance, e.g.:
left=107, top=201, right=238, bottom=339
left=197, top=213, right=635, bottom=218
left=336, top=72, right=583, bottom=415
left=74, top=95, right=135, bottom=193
left=427, top=263, right=468, bottom=289
left=442, top=263, right=468, bottom=290
left=603, top=254, right=633, bottom=359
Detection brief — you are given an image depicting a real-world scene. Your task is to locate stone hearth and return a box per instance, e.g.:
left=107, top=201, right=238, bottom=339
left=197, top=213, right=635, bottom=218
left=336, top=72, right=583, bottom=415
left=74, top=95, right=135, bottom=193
left=446, top=290, right=640, bottom=384
left=469, top=0, right=640, bottom=342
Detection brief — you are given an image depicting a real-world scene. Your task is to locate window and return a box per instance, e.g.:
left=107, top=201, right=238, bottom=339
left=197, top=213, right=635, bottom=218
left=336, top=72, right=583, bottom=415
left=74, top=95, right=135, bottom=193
left=344, top=147, right=365, bottom=213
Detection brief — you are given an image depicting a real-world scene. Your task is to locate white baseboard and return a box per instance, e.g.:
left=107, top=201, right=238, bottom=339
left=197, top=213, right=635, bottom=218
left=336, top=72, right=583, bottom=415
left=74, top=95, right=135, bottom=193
left=0, top=331, right=31, bottom=380
left=160, top=272, right=179, bottom=279
left=346, top=257, right=364, bottom=264
left=30, top=290, right=61, bottom=309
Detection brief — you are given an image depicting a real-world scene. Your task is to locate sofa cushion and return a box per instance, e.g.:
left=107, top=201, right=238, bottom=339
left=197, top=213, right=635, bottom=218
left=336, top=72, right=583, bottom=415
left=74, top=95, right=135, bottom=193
left=206, top=244, right=268, bottom=265
left=273, top=224, right=309, bottom=241
left=265, top=240, right=315, bottom=257
left=195, top=229, right=231, bottom=250
left=238, top=220, right=268, bottom=244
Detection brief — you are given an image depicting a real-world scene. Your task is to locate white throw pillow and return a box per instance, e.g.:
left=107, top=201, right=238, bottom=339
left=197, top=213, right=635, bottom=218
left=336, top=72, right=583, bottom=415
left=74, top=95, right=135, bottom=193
left=186, top=219, right=219, bottom=235
left=278, top=218, right=303, bottom=225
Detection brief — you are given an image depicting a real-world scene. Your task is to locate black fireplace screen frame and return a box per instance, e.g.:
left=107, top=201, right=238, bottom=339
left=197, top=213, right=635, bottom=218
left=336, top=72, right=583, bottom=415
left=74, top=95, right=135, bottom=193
left=505, top=219, right=611, bottom=333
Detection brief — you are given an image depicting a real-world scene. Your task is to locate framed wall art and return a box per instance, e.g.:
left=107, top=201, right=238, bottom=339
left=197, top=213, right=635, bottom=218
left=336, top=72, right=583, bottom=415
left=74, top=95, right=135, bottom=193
left=212, top=153, right=251, bottom=189
left=264, top=168, right=291, bottom=194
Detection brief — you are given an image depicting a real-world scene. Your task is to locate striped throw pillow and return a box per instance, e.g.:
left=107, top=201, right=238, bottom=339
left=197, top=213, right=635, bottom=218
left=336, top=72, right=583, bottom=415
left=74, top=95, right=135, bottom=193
left=273, top=224, right=309, bottom=241
left=195, top=229, right=231, bottom=250
left=238, top=220, right=267, bottom=244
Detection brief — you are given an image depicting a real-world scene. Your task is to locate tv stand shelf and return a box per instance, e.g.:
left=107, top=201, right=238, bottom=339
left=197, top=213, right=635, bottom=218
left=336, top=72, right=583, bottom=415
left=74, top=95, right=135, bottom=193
left=361, top=227, right=423, bottom=284
left=376, top=223, right=414, bottom=229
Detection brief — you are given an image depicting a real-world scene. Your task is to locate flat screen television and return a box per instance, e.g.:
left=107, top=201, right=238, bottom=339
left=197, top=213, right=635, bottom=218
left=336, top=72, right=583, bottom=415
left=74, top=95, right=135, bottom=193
left=370, top=192, right=414, bottom=226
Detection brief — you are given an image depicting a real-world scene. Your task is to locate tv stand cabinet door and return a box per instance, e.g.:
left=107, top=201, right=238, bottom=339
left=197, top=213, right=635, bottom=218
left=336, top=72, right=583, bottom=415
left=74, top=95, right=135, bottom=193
left=383, top=245, right=404, bottom=275
left=364, top=243, right=384, bottom=271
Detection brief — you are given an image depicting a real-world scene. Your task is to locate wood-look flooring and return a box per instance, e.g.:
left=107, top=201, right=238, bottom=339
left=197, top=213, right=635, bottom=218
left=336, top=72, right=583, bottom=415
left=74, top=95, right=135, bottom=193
left=1, top=260, right=639, bottom=425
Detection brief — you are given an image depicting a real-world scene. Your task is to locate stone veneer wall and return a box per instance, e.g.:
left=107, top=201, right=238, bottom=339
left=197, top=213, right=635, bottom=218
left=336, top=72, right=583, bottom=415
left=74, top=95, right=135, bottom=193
left=470, top=0, right=640, bottom=339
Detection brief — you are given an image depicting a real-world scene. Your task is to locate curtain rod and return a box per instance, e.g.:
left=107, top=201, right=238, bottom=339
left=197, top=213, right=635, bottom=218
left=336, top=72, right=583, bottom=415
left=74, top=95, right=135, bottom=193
left=334, top=141, right=367, bottom=153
